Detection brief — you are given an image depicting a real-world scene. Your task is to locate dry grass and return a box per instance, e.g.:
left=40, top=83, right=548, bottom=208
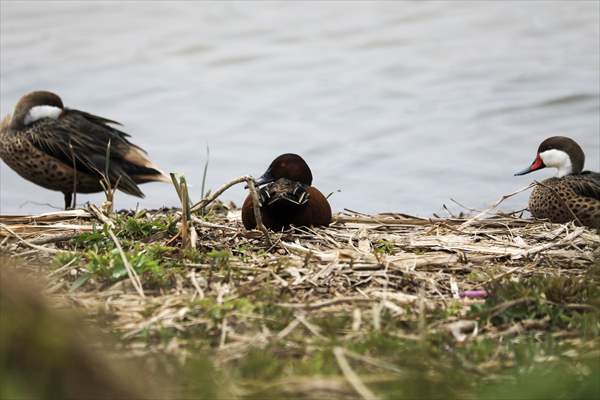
left=1, top=192, right=599, bottom=398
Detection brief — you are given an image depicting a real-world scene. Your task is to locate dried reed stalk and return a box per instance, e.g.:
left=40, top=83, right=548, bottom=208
left=333, top=347, right=378, bottom=400
left=89, top=204, right=145, bottom=298
left=182, top=175, right=270, bottom=244
left=171, top=174, right=197, bottom=249
left=458, top=183, right=535, bottom=229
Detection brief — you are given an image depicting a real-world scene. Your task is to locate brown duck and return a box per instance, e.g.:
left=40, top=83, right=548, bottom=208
left=242, top=154, right=332, bottom=231
left=515, top=136, right=600, bottom=228
left=0, top=91, right=170, bottom=209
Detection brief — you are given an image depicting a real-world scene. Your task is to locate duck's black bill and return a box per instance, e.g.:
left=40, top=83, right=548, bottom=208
left=254, top=172, right=275, bottom=186
left=514, top=167, right=533, bottom=176
left=514, top=154, right=545, bottom=176
left=246, top=171, right=275, bottom=189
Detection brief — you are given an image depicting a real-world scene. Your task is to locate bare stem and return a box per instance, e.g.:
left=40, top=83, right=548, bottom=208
left=459, top=183, right=536, bottom=230
left=333, top=347, right=378, bottom=400
left=107, top=227, right=145, bottom=298
left=0, top=223, right=71, bottom=254
left=171, top=173, right=196, bottom=249
left=184, top=175, right=271, bottom=244
left=246, top=178, right=271, bottom=245
left=189, top=175, right=252, bottom=213
left=200, top=145, right=210, bottom=215
left=69, top=142, right=77, bottom=209
left=89, top=204, right=145, bottom=298
left=98, top=139, right=116, bottom=215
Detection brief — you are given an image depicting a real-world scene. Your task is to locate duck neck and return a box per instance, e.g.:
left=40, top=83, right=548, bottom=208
left=556, top=163, right=573, bottom=178
left=540, top=149, right=574, bottom=177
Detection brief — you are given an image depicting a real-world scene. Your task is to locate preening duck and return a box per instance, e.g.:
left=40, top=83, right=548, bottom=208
left=0, top=91, right=170, bottom=209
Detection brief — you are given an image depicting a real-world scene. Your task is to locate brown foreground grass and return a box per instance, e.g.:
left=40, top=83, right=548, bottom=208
left=1, top=201, right=599, bottom=399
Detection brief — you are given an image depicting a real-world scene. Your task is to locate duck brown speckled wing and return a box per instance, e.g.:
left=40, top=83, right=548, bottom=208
left=570, top=172, right=600, bottom=201
left=25, top=109, right=167, bottom=197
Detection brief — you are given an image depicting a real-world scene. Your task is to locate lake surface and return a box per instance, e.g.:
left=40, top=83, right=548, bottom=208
left=1, top=1, right=599, bottom=216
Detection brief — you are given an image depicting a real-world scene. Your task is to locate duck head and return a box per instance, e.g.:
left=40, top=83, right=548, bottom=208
left=514, top=136, right=585, bottom=178
left=10, top=91, right=64, bottom=129
left=255, top=153, right=313, bottom=186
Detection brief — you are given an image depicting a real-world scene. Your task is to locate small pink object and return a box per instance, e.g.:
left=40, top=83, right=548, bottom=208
left=460, top=290, right=488, bottom=298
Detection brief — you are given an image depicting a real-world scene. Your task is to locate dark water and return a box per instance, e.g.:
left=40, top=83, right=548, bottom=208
left=1, top=1, right=599, bottom=216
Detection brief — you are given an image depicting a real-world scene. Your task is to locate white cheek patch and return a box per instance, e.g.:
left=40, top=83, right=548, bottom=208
left=23, top=105, right=62, bottom=125
left=540, top=149, right=572, bottom=177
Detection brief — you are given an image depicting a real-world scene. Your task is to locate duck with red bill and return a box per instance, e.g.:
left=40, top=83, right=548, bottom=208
left=514, top=136, right=600, bottom=228
left=514, top=154, right=545, bottom=176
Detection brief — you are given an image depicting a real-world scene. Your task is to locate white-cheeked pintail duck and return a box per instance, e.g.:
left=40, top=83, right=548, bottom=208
left=515, top=136, right=600, bottom=229
left=0, top=91, right=170, bottom=209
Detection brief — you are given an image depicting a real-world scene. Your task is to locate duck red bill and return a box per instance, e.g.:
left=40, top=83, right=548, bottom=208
left=514, top=154, right=545, bottom=176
